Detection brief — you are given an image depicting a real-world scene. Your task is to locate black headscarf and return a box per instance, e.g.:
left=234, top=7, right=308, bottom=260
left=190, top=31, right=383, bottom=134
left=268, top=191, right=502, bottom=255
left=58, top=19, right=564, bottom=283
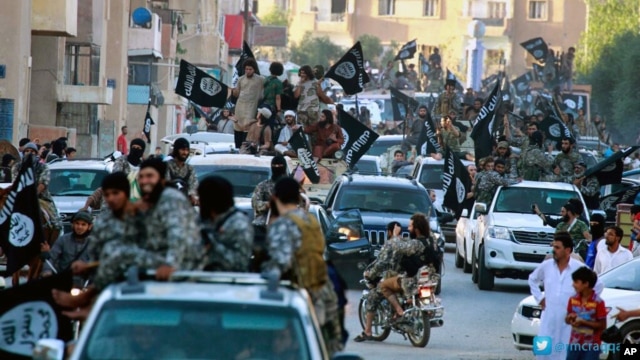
left=128, top=138, right=146, bottom=166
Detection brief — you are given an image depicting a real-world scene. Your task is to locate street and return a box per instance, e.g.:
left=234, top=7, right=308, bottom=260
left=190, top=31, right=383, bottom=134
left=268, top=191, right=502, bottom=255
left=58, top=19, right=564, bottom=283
left=342, top=244, right=534, bottom=360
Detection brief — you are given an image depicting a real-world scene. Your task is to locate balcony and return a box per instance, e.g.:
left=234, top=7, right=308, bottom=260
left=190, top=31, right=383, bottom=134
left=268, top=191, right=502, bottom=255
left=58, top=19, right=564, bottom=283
left=56, top=84, right=113, bottom=104
left=177, top=33, right=222, bottom=66
left=31, top=0, right=77, bottom=36
left=315, top=12, right=351, bottom=33
left=128, top=13, right=163, bottom=58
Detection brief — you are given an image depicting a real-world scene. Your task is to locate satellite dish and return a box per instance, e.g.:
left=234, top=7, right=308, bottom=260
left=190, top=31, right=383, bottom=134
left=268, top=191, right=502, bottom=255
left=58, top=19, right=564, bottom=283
left=132, top=7, right=152, bottom=26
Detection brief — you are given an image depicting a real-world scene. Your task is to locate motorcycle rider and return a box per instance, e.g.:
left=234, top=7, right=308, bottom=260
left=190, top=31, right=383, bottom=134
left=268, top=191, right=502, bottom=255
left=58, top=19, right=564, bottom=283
left=380, top=213, right=441, bottom=319
left=355, top=222, right=403, bottom=342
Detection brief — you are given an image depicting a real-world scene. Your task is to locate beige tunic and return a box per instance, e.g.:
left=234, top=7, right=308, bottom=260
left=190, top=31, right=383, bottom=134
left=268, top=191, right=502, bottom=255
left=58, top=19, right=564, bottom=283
left=235, top=74, right=264, bottom=131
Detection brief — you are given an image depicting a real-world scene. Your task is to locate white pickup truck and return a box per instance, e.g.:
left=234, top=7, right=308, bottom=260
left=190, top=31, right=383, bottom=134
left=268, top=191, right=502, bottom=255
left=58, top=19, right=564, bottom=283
left=470, top=180, right=588, bottom=290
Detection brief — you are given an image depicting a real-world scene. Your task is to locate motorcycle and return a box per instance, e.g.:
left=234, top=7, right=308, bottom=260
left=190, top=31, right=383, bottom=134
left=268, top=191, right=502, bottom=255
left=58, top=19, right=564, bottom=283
left=358, top=266, right=444, bottom=348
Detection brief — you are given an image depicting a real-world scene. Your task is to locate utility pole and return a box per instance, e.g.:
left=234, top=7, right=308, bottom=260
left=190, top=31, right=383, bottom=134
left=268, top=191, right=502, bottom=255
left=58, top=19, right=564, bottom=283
left=243, top=0, right=250, bottom=45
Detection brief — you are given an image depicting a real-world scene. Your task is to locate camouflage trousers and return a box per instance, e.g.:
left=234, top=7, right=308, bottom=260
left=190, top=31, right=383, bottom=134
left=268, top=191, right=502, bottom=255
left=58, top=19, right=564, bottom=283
left=309, top=281, right=344, bottom=356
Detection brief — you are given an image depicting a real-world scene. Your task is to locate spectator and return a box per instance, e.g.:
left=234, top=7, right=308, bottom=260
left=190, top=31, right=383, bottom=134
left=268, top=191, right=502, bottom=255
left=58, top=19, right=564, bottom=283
left=232, top=58, right=264, bottom=149
left=391, top=150, right=413, bottom=174
left=117, top=126, right=128, bottom=155
left=593, top=226, right=633, bottom=275
left=65, top=147, right=77, bottom=160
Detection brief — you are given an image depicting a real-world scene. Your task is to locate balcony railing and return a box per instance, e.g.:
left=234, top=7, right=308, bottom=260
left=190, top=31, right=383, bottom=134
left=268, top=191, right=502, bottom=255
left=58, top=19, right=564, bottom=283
left=128, top=13, right=163, bottom=58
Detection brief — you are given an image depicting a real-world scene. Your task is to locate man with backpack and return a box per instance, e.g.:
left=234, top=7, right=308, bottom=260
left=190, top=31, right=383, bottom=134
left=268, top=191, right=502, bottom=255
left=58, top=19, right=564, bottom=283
left=263, top=177, right=343, bottom=356
left=165, top=137, right=199, bottom=205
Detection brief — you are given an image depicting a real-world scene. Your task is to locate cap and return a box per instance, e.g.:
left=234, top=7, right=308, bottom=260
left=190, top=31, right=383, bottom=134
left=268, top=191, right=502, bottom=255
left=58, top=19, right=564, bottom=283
left=72, top=210, right=93, bottom=224
left=284, top=110, right=296, bottom=118
left=257, top=107, right=272, bottom=119
left=497, top=141, right=509, bottom=149
left=24, top=142, right=38, bottom=152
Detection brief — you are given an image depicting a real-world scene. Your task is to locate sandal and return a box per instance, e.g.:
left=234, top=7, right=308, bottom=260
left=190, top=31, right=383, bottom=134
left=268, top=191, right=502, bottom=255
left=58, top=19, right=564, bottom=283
left=353, top=332, right=374, bottom=342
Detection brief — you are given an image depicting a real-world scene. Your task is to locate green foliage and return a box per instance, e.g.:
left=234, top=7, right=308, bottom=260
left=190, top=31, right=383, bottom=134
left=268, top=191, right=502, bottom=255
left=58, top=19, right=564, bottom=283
left=260, top=5, right=289, bottom=27
left=576, top=1, right=640, bottom=143
left=356, top=34, right=384, bottom=67
left=289, top=32, right=345, bottom=69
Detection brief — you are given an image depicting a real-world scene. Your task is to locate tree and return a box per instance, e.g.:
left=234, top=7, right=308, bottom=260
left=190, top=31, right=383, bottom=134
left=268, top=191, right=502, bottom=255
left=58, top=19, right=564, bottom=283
left=356, top=34, right=383, bottom=68
left=576, top=0, right=640, bottom=143
left=289, top=32, right=345, bottom=69
left=260, top=5, right=289, bottom=27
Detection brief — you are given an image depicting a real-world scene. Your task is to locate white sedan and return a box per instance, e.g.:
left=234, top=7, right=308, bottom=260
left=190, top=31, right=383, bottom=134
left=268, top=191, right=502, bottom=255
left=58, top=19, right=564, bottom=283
left=511, top=257, right=640, bottom=351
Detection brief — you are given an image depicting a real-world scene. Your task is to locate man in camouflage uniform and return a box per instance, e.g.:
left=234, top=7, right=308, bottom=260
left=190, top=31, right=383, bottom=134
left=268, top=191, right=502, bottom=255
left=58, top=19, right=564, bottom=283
left=251, top=155, right=288, bottom=227
left=13, top=142, right=61, bottom=231
left=262, top=177, right=343, bottom=355
left=165, top=137, right=199, bottom=205
left=439, top=115, right=474, bottom=161
left=553, top=137, right=580, bottom=181
left=504, top=120, right=538, bottom=175
left=432, top=80, right=461, bottom=120
left=198, top=175, right=253, bottom=272
left=493, top=141, right=519, bottom=180
left=355, top=222, right=404, bottom=342
left=521, top=131, right=554, bottom=181
left=571, top=161, right=600, bottom=210
left=473, top=158, right=516, bottom=204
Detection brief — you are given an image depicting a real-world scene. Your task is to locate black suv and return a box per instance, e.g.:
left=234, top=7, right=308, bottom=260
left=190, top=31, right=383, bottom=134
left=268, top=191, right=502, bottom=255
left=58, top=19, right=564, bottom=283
left=323, top=173, right=444, bottom=291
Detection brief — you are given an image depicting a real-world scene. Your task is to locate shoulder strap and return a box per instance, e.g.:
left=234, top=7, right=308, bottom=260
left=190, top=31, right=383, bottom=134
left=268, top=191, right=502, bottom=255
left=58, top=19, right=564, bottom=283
left=214, top=208, right=241, bottom=233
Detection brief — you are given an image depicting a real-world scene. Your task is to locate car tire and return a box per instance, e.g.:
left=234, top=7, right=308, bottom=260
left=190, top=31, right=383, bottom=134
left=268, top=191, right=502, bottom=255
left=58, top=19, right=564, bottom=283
left=455, top=241, right=463, bottom=269
left=471, top=246, right=478, bottom=284
left=462, top=239, right=472, bottom=274
left=477, top=246, right=495, bottom=291
left=620, top=320, right=640, bottom=346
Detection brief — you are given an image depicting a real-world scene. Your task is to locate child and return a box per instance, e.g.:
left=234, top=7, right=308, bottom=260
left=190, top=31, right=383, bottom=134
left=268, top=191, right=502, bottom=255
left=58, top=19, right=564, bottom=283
left=41, top=210, right=93, bottom=287
left=565, top=266, right=607, bottom=360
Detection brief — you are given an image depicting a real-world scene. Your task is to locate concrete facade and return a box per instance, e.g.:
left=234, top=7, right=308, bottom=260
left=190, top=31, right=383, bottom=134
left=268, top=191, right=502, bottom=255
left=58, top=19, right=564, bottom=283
left=274, top=0, right=586, bottom=80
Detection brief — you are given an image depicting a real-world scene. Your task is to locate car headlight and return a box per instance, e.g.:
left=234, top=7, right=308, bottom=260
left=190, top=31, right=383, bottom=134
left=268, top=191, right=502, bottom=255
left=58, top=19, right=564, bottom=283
left=487, top=226, right=511, bottom=241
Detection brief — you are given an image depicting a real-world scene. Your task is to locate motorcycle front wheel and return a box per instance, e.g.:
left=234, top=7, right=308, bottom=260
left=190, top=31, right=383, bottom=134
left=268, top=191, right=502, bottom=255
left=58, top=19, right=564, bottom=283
left=406, top=309, right=431, bottom=348
left=358, top=298, right=391, bottom=341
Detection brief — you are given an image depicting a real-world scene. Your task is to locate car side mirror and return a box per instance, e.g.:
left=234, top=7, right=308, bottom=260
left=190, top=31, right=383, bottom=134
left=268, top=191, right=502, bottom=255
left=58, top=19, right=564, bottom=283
left=475, top=203, right=488, bottom=215
left=33, top=339, right=65, bottom=360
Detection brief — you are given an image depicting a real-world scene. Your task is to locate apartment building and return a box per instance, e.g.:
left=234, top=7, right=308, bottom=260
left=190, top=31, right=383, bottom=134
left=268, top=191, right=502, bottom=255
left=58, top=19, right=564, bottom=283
left=263, top=0, right=585, bottom=82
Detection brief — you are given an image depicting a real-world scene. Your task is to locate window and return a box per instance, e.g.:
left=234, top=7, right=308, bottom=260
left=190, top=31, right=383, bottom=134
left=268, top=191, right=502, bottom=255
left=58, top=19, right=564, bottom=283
left=488, top=1, right=506, bottom=18
left=528, top=0, right=547, bottom=20
left=424, top=0, right=439, bottom=17
left=378, top=0, right=395, bottom=16
left=64, top=44, right=100, bottom=86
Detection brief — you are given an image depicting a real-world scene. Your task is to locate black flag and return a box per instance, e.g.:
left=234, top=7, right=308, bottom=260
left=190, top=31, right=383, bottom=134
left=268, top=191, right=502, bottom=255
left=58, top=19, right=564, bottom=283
left=389, top=86, right=419, bottom=113
left=470, top=80, right=501, bottom=164
left=338, top=109, right=379, bottom=167
left=0, top=158, right=45, bottom=275
left=583, top=146, right=640, bottom=186
left=175, top=59, right=228, bottom=108
left=394, top=39, right=417, bottom=61
left=288, top=128, right=320, bottom=184
left=538, top=115, right=574, bottom=146
left=143, top=101, right=154, bottom=144
left=560, top=93, right=587, bottom=116
left=324, top=42, right=370, bottom=95
left=442, top=147, right=472, bottom=218
left=512, top=72, right=533, bottom=96
left=389, top=87, right=404, bottom=120
left=0, top=270, right=73, bottom=359
left=232, top=41, right=259, bottom=88
left=481, top=73, right=499, bottom=90
left=520, top=37, right=549, bottom=63
left=600, top=185, right=640, bottom=217
left=416, top=112, right=441, bottom=156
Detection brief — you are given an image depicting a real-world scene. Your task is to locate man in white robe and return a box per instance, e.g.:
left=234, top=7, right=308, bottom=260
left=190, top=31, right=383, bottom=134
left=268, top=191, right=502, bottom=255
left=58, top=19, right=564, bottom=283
left=528, top=231, right=603, bottom=360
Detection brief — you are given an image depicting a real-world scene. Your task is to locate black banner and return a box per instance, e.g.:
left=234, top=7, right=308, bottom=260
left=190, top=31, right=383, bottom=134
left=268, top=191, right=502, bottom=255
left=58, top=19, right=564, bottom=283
left=338, top=109, right=379, bottom=167
left=539, top=115, right=574, bottom=145
left=502, top=76, right=512, bottom=102
left=416, top=112, right=441, bottom=156
left=512, top=72, right=533, bottom=96
left=394, top=39, right=417, bottom=61
left=470, top=80, right=501, bottom=164
left=520, top=37, right=549, bottom=62
left=0, top=158, right=44, bottom=275
left=389, top=86, right=419, bottom=113
left=442, top=147, right=472, bottom=218
left=584, top=146, right=640, bottom=186
left=560, top=93, right=587, bottom=115
left=324, top=42, right=370, bottom=95
left=175, top=59, right=228, bottom=108
left=143, top=101, right=154, bottom=144
left=481, top=73, right=499, bottom=89
left=232, top=41, right=259, bottom=88
left=289, top=128, right=320, bottom=184
left=600, top=185, right=640, bottom=216
left=389, top=87, right=404, bottom=121
left=0, top=270, right=73, bottom=359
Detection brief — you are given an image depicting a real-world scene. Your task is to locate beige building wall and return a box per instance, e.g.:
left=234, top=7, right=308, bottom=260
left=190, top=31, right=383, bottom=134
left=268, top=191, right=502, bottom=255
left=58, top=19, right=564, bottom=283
left=29, top=36, right=64, bottom=126
left=0, top=0, right=33, bottom=143
left=285, top=0, right=585, bottom=80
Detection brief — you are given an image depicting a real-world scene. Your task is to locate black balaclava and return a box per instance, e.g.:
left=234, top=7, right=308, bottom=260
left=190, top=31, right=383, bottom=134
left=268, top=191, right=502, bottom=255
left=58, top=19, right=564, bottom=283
left=271, top=155, right=287, bottom=181
left=128, top=138, right=146, bottom=166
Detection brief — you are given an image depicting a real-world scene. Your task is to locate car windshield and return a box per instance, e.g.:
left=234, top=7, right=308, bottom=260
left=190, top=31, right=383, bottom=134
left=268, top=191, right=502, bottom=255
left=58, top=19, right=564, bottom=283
left=493, top=187, right=580, bottom=214
left=354, top=159, right=379, bottom=175
left=418, top=164, right=444, bottom=190
left=79, top=300, right=311, bottom=360
left=365, top=140, right=401, bottom=156
left=193, top=165, right=269, bottom=197
left=50, top=169, right=108, bottom=196
left=336, top=186, right=435, bottom=217
left=600, top=258, right=640, bottom=291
